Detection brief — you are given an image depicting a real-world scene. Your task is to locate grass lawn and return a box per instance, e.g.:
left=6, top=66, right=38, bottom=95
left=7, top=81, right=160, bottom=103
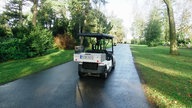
left=0, top=50, right=73, bottom=85
left=130, top=45, right=192, bottom=108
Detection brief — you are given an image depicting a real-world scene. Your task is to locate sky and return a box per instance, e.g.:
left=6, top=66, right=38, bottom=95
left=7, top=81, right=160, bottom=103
left=105, top=0, right=134, bottom=27
left=105, top=0, right=146, bottom=39
left=0, top=0, right=6, bottom=13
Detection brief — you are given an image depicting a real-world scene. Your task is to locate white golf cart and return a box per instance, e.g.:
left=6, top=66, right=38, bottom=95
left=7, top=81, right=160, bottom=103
left=74, top=33, right=115, bottom=78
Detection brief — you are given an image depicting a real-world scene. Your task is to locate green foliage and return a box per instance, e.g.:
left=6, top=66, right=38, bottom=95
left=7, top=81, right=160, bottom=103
left=12, top=25, right=31, bottom=38
left=52, top=18, right=69, bottom=36
left=27, top=26, right=53, bottom=57
left=0, top=0, right=113, bottom=62
left=37, top=1, right=55, bottom=29
left=144, top=19, right=162, bottom=47
left=68, top=0, right=112, bottom=44
left=0, top=26, right=53, bottom=62
left=0, top=38, right=27, bottom=62
left=68, top=0, right=90, bottom=42
left=0, top=25, right=13, bottom=39
left=109, top=17, right=125, bottom=43
left=88, top=9, right=112, bottom=33
left=0, top=14, right=7, bottom=25
left=3, top=0, right=26, bottom=26
left=144, top=7, right=162, bottom=47
left=131, top=16, right=145, bottom=44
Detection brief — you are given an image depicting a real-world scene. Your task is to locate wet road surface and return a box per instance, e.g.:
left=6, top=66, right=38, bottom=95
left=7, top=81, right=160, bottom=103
left=0, top=44, right=149, bottom=108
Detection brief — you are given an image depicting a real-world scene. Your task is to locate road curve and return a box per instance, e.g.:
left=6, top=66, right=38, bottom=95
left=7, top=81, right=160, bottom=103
left=0, top=44, right=149, bottom=108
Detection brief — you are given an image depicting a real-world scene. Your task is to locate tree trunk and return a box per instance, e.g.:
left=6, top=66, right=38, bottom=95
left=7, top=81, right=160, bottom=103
left=163, top=0, right=178, bottom=55
left=32, top=0, right=38, bottom=26
left=19, top=0, right=23, bottom=25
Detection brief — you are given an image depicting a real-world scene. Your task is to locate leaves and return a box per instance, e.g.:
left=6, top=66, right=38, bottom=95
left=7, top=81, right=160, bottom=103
left=144, top=7, right=162, bottom=47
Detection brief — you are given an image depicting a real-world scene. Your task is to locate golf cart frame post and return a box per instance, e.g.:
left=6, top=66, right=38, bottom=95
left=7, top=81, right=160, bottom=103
left=79, top=33, right=114, bottom=53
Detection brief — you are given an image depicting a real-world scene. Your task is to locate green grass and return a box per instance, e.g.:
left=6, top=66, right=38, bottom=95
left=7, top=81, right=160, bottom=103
left=130, top=45, right=192, bottom=108
left=0, top=50, right=73, bottom=85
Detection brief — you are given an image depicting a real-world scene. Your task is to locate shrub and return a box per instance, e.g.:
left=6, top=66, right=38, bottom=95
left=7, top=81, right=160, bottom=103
left=148, top=41, right=159, bottom=47
left=0, top=26, right=54, bottom=62
left=12, top=25, right=31, bottom=38
left=0, top=38, right=27, bottom=62
left=54, top=34, right=76, bottom=50
left=144, top=19, right=162, bottom=47
left=26, top=26, right=53, bottom=57
left=0, top=25, right=13, bottom=39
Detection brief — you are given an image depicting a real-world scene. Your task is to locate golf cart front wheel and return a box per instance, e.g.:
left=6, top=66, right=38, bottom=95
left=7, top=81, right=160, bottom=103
left=100, top=72, right=108, bottom=79
left=78, top=71, right=84, bottom=78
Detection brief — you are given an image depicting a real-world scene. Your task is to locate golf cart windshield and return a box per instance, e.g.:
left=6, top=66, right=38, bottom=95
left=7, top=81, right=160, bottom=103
left=78, top=33, right=114, bottom=53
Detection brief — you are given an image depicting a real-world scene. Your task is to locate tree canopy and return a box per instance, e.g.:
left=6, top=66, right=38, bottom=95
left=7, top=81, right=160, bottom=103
left=0, top=0, right=125, bottom=62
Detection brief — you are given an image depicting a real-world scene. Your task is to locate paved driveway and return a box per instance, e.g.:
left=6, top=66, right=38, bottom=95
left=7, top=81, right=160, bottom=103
left=0, top=44, right=149, bottom=108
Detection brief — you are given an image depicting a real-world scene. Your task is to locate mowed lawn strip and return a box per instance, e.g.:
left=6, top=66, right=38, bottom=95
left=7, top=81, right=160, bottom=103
left=0, top=50, right=73, bottom=85
left=130, top=45, right=192, bottom=107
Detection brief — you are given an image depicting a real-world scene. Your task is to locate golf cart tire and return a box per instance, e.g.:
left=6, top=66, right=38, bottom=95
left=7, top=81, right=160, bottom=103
left=100, top=72, right=108, bottom=79
left=78, top=71, right=84, bottom=78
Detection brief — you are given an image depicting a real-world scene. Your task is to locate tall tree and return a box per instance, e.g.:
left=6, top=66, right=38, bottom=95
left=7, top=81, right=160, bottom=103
left=87, top=9, right=112, bottom=33
left=31, top=0, right=38, bottom=26
left=37, top=1, right=55, bottom=29
left=163, top=0, right=178, bottom=55
left=109, top=17, right=125, bottom=43
left=144, top=6, right=162, bottom=47
left=162, top=9, right=169, bottom=43
left=131, top=14, right=146, bottom=44
left=4, top=0, right=26, bottom=26
left=18, top=0, right=23, bottom=24
left=68, top=0, right=91, bottom=33
left=176, top=4, right=192, bottom=45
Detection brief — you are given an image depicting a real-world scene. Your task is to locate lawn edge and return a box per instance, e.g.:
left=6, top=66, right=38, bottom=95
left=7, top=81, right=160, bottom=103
left=134, top=62, right=158, bottom=108
left=0, top=52, right=73, bottom=85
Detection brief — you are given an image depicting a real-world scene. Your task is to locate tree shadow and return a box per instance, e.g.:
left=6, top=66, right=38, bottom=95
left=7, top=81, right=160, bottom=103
left=137, top=62, right=192, bottom=107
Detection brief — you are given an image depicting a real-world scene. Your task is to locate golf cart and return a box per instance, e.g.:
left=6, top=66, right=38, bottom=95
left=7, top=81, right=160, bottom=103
left=74, top=33, right=116, bottom=78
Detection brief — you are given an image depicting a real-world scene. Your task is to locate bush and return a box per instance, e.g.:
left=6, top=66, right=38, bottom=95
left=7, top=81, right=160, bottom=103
left=148, top=41, right=159, bottom=47
left=0, top=25, right=13, bottom=39
left=54, top=34, right=76, bottom=50
left=0, top=26, right=54, bottom=62
left=131, top=39, right=139, bottom=44
left=0, top=38, right=27, bottom=62
left=26, top=26, right=53, bottom=57
left=12, top=25, right=31, bottom=38
left=144, top=19, right=162, bottom=47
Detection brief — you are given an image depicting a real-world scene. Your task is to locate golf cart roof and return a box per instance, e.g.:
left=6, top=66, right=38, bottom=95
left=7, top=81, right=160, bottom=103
left=78, top=33, right=114, bottom=39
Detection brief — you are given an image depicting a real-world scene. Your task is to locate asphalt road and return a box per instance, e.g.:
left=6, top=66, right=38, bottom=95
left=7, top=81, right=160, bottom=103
left=0, top=44, right=149, bottom=108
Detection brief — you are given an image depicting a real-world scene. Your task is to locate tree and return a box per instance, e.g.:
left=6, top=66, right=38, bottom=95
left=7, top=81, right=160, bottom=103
left=176, top=2, right=192, bottom=46
left=131, top=14, right=146, bottom=44
left=37, top=1, right=55, bottom=29
left=144, top=7, right=162, bottom=47
left=88, top=9, right=112, bottom=33
left=162, top=9, right=169, bottom=43
left=3, top=0, right=26, bottom=26
left=163, top=0, right=178, bottom=55
left=31, top=0, right=38, bottom=26
left=68, top=0, right=89, bottom=42
left=92, top=0, right=108, bottom=9
left=144, top=19, right=162, bottom=46
left=109, top=17, right=125, bottom=43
